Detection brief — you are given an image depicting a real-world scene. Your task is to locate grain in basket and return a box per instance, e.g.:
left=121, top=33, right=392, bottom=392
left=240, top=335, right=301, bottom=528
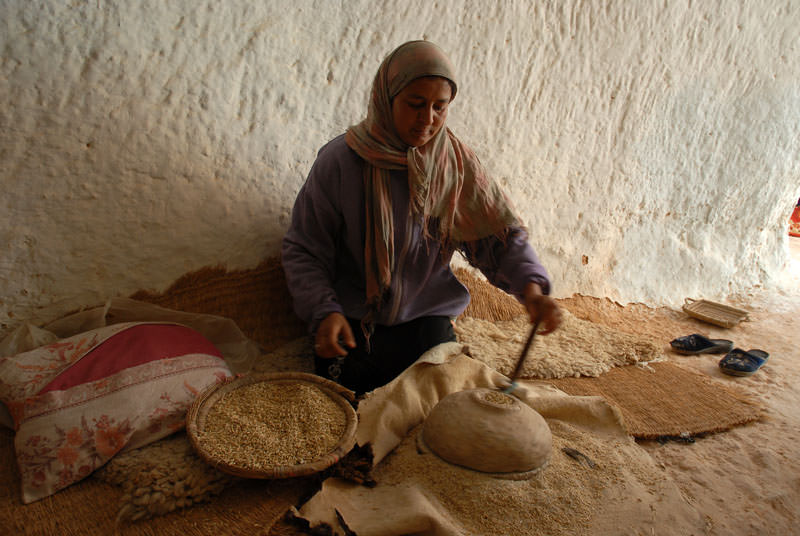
left=195, top=381, right=347, bottom=470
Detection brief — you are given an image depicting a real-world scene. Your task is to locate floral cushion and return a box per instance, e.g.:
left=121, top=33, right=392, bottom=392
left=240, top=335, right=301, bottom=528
left=0, top=321, right=231, bottom=503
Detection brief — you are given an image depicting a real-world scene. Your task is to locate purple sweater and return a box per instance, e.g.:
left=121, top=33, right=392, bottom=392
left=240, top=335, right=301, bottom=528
left=281, top=135, right=551, bottom=332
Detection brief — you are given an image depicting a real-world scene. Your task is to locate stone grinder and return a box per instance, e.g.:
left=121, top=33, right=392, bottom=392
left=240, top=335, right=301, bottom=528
left=421, top=321, right=552, bottom=475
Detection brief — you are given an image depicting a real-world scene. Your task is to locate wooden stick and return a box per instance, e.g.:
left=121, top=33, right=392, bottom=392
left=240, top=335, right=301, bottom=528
left=508, top=320, right=540, bottom=384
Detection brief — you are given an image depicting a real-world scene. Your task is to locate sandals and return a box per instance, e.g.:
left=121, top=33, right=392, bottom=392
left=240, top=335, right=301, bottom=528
left=719, top=348, right=769, bottom=377
left=670, top=334, right=734, bottom=355
left=671, top=334, right=769, bottom=377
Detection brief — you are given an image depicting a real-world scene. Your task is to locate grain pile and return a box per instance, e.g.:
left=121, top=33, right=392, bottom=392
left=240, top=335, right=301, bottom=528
left=482, top=389, right=515, bottom=405
left=310, top=419, right=704, bottom=535
left=397, top=422, right=604, bottom=535
left=196, top=382, right=347, bottom=470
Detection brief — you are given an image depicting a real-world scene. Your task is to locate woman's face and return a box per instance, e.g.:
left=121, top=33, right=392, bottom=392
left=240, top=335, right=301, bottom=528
left=391, top=76, right=452, bottom=147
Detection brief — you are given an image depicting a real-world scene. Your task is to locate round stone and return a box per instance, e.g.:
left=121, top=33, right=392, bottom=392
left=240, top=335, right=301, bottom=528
left=422, top=387, right=552, bottom=474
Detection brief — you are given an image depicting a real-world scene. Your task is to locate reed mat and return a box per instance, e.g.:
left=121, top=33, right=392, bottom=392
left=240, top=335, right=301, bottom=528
left=130, top=257, right=306, bottom=353
left=0, top=428, right=310, bottom=536
left=454, top=266, right=525, bottom=322
left=546, top=361, right=763, bottom=439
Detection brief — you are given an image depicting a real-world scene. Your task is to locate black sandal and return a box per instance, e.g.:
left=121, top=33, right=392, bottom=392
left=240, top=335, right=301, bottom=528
left=719, top=348, right=769, bottom=376
left=670, top=334, right=734, bottom=355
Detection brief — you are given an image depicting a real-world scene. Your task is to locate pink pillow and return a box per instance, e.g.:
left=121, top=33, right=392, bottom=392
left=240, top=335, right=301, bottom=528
left=0, top=322, right=231, bottom=503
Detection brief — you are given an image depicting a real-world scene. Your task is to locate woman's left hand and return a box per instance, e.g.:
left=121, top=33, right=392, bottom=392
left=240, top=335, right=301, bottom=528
left=522, top=282, right=562, bottom=334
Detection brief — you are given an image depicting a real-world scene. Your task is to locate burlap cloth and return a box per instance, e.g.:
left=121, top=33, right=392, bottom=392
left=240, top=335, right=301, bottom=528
left=295, top=343, right=707, bottom=535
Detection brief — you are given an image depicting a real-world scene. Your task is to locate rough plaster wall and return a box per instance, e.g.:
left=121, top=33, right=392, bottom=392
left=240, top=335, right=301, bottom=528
left=1, top=0, right=798, bottom=334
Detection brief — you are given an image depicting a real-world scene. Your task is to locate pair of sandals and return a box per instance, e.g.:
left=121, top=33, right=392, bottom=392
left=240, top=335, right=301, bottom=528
left=670, top=334, right=769, bottom=377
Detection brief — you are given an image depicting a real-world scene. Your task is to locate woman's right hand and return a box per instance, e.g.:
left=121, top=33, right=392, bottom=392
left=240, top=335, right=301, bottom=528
left=522, top=282, right=562, bottom=335
left=315, top=312, right=357, bottom=358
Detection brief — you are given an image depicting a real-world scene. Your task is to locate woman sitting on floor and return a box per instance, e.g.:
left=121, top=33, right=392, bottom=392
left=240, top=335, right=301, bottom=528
left=281, top=40, right=561, bottom=395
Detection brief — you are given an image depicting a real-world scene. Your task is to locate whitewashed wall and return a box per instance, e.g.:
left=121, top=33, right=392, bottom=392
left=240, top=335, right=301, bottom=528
left=1, top=0, right=798, bottom=334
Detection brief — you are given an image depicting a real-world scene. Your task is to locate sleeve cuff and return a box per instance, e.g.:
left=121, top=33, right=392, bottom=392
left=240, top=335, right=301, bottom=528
left=310, top=302, right=345, bottom=334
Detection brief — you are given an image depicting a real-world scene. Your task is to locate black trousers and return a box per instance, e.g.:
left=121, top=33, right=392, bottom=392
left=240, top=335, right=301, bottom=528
left=314, top=315, right=456, bottom=396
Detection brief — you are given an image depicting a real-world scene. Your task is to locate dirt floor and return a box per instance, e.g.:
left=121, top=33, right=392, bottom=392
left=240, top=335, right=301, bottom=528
left=277, top=236, right=800, bottom=535
left=557, top=236, right=800, bottom=535
left=2, top=239, right=797, bottom=535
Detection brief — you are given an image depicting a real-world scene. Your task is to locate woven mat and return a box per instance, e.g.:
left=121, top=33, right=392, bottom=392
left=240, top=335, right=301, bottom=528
left=454, top=266, right=526, bottom=322
left=547, top=361, right=763, bottom=439
left=0, top=428, right=309, bottom=536
left=130, top=257, right=306, bottom=352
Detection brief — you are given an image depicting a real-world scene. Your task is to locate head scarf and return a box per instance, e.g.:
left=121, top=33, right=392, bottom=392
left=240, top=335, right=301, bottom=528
left=345, top=40, right=520, bottom=315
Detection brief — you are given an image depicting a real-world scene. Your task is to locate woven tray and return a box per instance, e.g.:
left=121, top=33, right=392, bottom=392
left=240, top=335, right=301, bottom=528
left=186, top=372, right=358, bottom=479
left=682, top=298, right=750, bottom=328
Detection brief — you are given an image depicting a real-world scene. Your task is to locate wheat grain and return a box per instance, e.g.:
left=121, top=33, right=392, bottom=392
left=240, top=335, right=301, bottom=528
left=197, top=382, right=346, bottom=470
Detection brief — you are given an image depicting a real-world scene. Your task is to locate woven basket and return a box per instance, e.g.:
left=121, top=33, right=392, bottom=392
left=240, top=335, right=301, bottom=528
left=186, top=372, right=358, bottom=479
left=682, top=298, right=750, bottom=328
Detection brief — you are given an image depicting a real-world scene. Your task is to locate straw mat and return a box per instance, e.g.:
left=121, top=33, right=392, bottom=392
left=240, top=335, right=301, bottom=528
left=454, top=266, right=526, bottom=322
left=0, top=428, right=309, bottom=536
left=129, top=256, right=306, bottom=352
left=546, top=362, right=763, bottom=439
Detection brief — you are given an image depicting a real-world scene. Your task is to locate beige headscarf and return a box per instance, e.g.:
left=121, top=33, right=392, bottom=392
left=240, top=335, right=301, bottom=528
left=345, top=40, right=520, bottom=315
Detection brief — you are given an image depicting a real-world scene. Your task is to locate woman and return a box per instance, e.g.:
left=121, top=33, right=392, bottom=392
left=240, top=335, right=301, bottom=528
left=281, top=41, right=561, bottom=395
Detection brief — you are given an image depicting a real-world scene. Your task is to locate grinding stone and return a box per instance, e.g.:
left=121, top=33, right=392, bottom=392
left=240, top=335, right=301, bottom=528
left=422, top=388, right=552, bottom=474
